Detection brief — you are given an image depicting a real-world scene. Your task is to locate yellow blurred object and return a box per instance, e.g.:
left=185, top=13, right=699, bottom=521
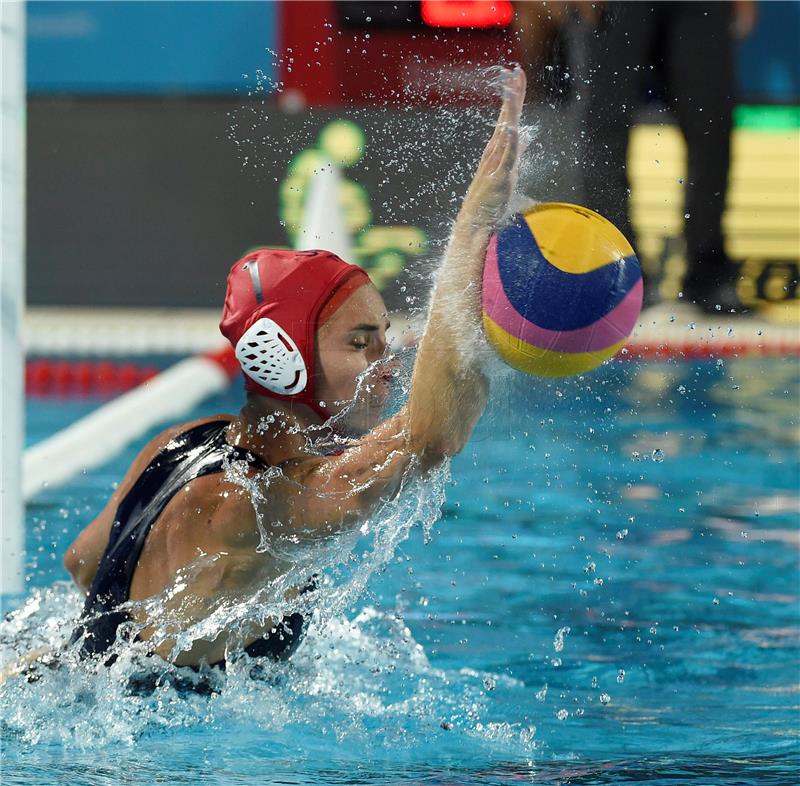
left=318, top=120, right=366, bottom=168
left=628, top=125, right=800, bottom=262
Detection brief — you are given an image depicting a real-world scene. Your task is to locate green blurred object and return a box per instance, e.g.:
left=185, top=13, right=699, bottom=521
left=279, top=120, right=428, bottom=293
left=735, top=105, right=800, bottom=130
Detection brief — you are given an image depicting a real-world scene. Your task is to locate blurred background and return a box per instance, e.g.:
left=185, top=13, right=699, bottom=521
left=4, top=0, right=800, bottom=558
left=22, top=0, right=799, bottom=313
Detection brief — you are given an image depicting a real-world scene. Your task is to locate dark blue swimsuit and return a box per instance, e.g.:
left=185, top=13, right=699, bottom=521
left=69, top=419, right=309, bottom=670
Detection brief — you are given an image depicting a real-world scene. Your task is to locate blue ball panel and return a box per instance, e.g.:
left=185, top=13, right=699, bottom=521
left=496, top=216, right=642, bottom=331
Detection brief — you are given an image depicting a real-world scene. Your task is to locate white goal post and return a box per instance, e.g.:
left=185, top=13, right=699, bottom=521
left=1, top=0, right=26, bottom=596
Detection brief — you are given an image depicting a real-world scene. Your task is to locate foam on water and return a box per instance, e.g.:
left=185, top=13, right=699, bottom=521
left=1, top=581, right=537, bottom=759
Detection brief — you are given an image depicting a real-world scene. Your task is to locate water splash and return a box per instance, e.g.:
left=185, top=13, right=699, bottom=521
left=1, top=587, right=537, bottom=757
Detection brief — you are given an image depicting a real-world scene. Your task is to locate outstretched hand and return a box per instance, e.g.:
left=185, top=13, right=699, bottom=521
left=406, top=69, right=526, bottom=469
left=461, top=66, right=526, bottom=229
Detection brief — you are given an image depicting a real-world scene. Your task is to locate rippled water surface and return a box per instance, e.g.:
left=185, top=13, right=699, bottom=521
left=4, top=359, right=799, bottom=785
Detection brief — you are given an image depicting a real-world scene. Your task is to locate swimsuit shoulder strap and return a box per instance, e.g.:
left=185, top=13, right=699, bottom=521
left=80, top=420, right=265, bottom=627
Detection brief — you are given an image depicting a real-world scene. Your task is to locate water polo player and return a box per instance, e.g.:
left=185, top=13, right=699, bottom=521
left=9, top=67, right=526, bottom=680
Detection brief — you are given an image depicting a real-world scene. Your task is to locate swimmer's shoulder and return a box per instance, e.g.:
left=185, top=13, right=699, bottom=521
left=150, top=413, right=235, bottom=453
left=207, top=455, right=303, bottom=551
left=84, top=414, right=235, bottom=530
left=124, top=414, right=235, bottom=490
left=65, top=415, right=239, bottom=589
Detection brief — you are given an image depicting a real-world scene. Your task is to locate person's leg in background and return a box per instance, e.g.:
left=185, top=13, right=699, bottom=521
left=513, top=1, right=572, bottom=105
left=665, top=1, right=741, bottom=312
left=579, top=2, right=658, bottom=270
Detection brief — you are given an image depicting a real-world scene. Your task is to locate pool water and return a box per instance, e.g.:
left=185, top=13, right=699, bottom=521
left=3, top=359, right=799, bottom=785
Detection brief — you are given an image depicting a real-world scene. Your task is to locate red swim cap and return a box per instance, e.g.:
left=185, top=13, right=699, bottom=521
left=220, top=248, right=370, bottom=419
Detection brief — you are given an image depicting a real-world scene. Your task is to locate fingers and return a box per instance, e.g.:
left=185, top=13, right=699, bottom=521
left=496, top=67, right=525, bottom=132
left=504, top=67, right=526, bottom=128
left=479, top=67, right=526, bottom=170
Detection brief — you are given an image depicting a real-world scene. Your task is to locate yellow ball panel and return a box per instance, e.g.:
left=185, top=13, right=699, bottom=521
left=483, top=314, right=627, bottom=377
left=522, top=202, right=636, bottom=275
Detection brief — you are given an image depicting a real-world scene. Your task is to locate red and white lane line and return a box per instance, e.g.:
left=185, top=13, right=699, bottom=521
left=25, top=305, right=799, bottom=361
left=625, top=303, right=800, bottom=360
left=22, top=305, right=798, bottom=500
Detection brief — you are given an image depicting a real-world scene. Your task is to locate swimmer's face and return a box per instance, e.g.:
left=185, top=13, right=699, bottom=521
left=315, top=283, right=394, bottom=433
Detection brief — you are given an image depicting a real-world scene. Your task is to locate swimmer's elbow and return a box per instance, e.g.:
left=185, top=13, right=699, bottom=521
left=408, top=426, right=465, bottom=466
left=63, top=545, right=80, bottom=582
left=62, top=543, right=80, bottom=579
left=407, top=387, right=485, bottom=464
left=417, top=443, right=458, bottom=473
left=63, top=542, right=91, bottom=592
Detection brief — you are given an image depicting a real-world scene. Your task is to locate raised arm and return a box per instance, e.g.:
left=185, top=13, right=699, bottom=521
left=253, top=68, right=527, bottom=538
left=407, top=66, right=525, bottom=463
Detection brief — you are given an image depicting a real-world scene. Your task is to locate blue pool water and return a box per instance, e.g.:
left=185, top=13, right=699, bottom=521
left=3, top=359, right=799, bottom=785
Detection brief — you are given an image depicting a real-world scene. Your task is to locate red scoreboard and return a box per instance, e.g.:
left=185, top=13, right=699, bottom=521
left=278, top=1, right=517, bottom=107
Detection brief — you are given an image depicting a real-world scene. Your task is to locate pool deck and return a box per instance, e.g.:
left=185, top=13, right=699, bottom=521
left=24, top=302, right=800, bottom=359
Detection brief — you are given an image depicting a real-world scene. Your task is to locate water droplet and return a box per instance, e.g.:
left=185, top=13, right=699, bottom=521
left=556, top=709, right=569, bottom=720
left=616, top=528, right=628, bottom=540
left=652, top=448, right=665, bottom=463
left=599, top=693, right=611, bottom=705
left=535, top=683, right=548, bottom=701
left=553, top=626, right=570, bottom=652
left=617, top=669, right=625, bottom=683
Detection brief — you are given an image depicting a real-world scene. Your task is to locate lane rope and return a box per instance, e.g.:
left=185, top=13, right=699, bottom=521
left=23, top=347, right=238, bottom=501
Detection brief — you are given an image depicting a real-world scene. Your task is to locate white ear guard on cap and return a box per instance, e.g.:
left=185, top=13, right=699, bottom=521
left=235, top=317, right=308, bottom=395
